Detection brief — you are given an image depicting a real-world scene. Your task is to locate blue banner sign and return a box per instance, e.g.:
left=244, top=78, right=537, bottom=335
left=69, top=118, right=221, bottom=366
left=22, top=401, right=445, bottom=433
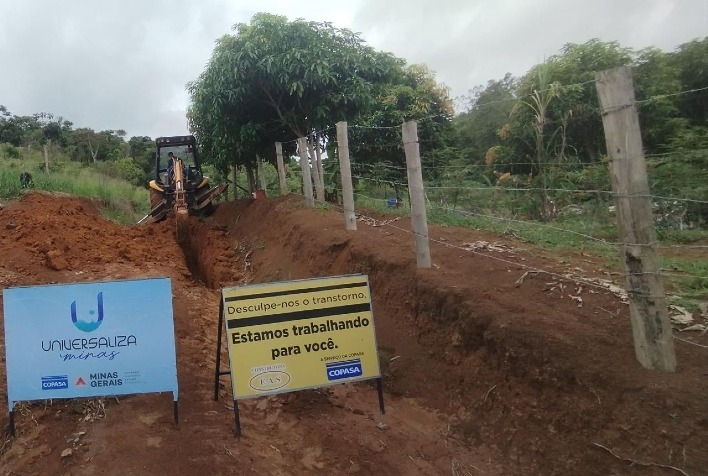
left=3, top=278, right=179, bottom=411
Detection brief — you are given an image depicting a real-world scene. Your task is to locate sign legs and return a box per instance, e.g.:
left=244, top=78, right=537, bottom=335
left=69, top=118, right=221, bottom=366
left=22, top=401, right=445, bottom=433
left=233, top=400, right=242, bottom=437
left=214, top=297, right=226, bottom=401
left=376, top=378, right=386, bottom=415
left=216, top=293, right=241, bottom=436
left=8, top=410, right=15, bottom=437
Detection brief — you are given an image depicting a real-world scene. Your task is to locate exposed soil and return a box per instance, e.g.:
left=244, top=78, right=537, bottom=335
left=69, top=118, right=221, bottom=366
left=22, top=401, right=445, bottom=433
left=0, top=192, right=706, bottom=475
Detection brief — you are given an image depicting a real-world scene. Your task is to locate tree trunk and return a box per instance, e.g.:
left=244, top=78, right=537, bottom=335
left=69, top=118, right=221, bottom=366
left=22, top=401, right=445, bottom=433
left=298, top=137, right=315, bottom=207
left=257, top=155, right=267, bottom=191
left=314, top=131, right=325, bottom=195
left=307, top=133, right=324, bottom=201
left=275, top=142, right=287, bottom=196
left=246, top=166, right=256, bottom=195
left=232, top=165, right=238, bottom=199
left=88, top=141, right=99, bottom=163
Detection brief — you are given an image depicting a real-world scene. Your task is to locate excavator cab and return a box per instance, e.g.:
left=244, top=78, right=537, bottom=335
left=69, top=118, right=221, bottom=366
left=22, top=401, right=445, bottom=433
left=141, top=135, right=227, bottom=223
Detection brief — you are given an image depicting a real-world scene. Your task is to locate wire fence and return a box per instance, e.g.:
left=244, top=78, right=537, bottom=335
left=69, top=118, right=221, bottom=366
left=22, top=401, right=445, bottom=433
left=302, top=190, right=707, bottom=297
left=271, top=80, right=707, bottom=335
left=289, top=186, right=707, bottom=355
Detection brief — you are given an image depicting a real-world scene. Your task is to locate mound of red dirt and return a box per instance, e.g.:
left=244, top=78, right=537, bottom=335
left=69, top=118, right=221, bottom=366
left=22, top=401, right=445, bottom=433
left=0, top=192, right=706, bottom=475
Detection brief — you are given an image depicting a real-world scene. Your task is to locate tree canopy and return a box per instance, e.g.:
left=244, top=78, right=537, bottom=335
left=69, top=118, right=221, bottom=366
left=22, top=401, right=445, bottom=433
left=187, top=13, right=452, bottom=176
left=454, top=37, right=708, bottom=172
left=0, top=106, right=155, bottom=187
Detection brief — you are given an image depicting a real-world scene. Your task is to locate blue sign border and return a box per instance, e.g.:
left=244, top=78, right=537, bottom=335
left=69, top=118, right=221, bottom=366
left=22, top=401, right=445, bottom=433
left=3, top=278, right=179, bottom=411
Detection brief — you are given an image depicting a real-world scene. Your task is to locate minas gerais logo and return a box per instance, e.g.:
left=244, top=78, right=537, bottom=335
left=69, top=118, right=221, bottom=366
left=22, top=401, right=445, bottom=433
left=71, top=292, right=104, bottom=332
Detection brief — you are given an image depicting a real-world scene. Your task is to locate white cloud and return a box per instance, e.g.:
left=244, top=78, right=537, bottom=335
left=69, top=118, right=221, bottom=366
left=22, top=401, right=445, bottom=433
left=0, top=0, right=705, bottom=137
left=352, top=0, right=707, bottom=99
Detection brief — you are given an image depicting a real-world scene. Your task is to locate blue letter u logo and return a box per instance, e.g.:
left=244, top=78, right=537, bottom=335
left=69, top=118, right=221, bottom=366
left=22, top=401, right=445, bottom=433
left=71, top=292, right=104, bottom=332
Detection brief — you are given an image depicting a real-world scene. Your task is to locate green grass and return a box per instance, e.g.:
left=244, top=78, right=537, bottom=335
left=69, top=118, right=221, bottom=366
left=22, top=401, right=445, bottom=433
left=661, top=257, right=708, bottom=306
left=1, top=159, right=149, bottom=225
left=355, top=190, right=708, bottom=311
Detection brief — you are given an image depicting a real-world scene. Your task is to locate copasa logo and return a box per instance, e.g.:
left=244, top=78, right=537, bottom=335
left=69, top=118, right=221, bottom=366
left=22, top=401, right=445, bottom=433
left=325, top=359, right=363, bottom=381
left=41, top=375, right=69, bottom=390
left=71, top=292, right=104, bottom=332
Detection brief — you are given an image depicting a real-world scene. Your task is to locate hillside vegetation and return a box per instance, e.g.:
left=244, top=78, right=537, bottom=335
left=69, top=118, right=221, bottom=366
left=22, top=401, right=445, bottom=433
left=1, top=17, right=705, bottom=306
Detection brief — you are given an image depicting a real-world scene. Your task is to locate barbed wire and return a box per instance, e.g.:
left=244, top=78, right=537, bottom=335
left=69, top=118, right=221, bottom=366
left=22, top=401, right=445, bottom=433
left=646, top=195, right=708, bottom=205
left=344, top=146, right=704, bottom=191
left=344, top=82, right=708, bottom=132
left=352, top=191, right=397, bottom=204
left=426, top=148, right=708, bottom=165
left=349, top=143, right=405, bottom=152
left=664, top=241, right=708, bottom=251
left=430, top=204, right=708, bottom=251
left=602, top=85, right=708, bottom=114
left=431, top=205, right=618, bottom=245
left=423, top=184, right=706, bottom=205
left=351, top=175, right=408, bottom=187
left=645, top=148, right=708, bottom=159
left=419, top=162, right=598, bottom=170
left=616, top=268, right=708, bottom=280
left=348, top=148, right=708, bottom=173
left=289, top=191, right=705, bottom=300
left=292, top=192, right=610, bottom=289
left=366, top=216, right=621, bottom=293
left=337, top=166, right=707, bottom=250
left=266, top=81, right=708, bottom=146
left=425, top=185, right=614, bottom=194
left=636, top=86, right=708, bottom=105
left=314, top=125, right=337, bottom=138
left=416, top=112, right=455, bottom=123
left=276, top=124, right=338, bottom=146
left=461, top=79, right=599, bottom=112
left=330, top=186, right=708, bottom=251
left=349, top=124, right=399, bottom=131
left=351, top=162, right=407, bottom=171
left=674, top=336, right=708, bottom=350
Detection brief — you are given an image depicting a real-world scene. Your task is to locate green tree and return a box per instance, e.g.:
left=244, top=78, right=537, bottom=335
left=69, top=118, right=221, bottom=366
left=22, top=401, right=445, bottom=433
left=633, top=47, right=686, bottom=152
left=69, top=129, right=127, bottom=163
left=128, top=135, right=155, bottom=178
left=345, top=63, right=455, bottom=188
left=455, top=73, right=517, bottom=165
left=0, top=113, right=42, bottom=147
left=113, top=157, right=144, bottom=186
left=669, top=37, right=708, bottom=126
left=497, top=40, right=632, bottom=170
left=188, top=13, right=404, bottom=177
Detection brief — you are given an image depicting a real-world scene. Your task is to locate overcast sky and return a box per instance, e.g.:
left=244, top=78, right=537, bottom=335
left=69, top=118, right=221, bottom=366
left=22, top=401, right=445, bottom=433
left=0, top=0, right=705, bottom=138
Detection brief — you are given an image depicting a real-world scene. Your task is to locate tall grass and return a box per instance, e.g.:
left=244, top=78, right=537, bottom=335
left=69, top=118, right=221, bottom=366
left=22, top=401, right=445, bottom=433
left=0, top=159, right=149, bottom=225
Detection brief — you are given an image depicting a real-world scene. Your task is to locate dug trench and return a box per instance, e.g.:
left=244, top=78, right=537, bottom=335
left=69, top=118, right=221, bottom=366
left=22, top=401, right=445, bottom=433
left=0, top=192, right=706, bottom=475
